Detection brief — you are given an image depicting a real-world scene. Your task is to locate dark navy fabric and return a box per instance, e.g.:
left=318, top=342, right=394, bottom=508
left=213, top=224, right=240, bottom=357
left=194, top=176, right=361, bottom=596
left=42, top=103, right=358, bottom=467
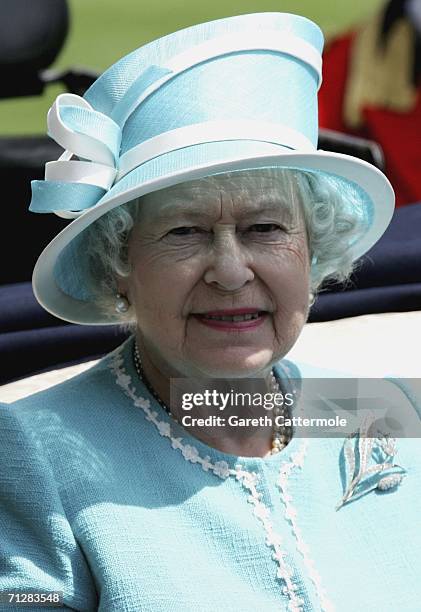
left=0, top=283, right=129, bottom=384
left=311, top=283, right=421, bottom=322
left=0, top=282, right=63, bottom=333
left=333, top=200, right=421, bottom=290
left=309, top=201, right=421, bottom=322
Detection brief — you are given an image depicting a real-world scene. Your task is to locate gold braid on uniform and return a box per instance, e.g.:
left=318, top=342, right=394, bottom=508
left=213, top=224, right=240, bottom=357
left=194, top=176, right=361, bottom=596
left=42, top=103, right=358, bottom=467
left=344, top=5, right=418, bottom=128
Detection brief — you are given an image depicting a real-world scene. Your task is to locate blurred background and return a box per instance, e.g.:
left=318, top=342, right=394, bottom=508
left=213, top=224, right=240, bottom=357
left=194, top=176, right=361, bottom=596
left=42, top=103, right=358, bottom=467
left=0, top=0, right=385, bottom=134
left=1, top=0, right=420, bottom=385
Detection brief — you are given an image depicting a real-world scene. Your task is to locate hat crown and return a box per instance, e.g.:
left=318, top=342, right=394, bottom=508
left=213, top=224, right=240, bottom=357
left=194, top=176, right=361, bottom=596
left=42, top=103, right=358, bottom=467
left=84, top=13, right=324, bottom=161
left=85, top=13, right=324, bottom=115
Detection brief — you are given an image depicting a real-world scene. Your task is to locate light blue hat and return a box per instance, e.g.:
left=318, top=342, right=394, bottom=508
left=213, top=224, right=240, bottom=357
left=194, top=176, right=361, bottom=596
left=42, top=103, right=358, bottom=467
left=30, top=12, right=394, bottom=324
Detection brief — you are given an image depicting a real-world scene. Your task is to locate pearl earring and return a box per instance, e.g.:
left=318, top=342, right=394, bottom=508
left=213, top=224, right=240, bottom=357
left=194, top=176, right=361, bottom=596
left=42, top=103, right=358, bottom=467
left=115, top=293, right=130, bottom=313
left=309, top=292, right=316, bottom=306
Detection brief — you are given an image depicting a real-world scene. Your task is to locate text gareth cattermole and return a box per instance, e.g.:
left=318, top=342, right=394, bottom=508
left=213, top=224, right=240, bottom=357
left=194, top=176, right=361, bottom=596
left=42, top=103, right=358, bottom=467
left=181, top=390, right=294, bottom=411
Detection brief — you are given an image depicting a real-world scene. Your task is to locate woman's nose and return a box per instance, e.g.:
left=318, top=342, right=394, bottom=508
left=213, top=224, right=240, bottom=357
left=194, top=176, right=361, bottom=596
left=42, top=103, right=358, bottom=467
left=203, top=226, right=254, bottom=290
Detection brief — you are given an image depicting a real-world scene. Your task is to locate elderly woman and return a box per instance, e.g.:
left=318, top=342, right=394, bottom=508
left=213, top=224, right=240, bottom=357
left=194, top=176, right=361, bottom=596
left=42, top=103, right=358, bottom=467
left=1, top=12, right=420, bottom=612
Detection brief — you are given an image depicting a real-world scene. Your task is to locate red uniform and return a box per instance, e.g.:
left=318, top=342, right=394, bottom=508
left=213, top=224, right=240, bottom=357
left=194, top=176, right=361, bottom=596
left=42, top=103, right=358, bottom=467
left=319, top=31, right=421, bottom=207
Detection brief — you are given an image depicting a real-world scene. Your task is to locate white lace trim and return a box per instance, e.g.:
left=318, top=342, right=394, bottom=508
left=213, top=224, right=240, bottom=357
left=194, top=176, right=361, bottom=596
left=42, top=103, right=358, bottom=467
left=276, top=441, right=335, bottom=612
left=110, top=348, right=325, bottom=612
left=233, top=465, right=305, bottom=611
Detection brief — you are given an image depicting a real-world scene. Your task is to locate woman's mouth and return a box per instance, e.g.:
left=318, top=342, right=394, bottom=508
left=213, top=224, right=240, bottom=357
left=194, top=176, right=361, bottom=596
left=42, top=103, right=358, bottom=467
left=192, top=310, right=268, bottom=330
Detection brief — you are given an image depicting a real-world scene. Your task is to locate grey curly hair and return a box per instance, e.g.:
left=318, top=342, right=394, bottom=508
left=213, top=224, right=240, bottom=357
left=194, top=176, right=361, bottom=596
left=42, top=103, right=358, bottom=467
left=84, top=168, right=370, bottom=323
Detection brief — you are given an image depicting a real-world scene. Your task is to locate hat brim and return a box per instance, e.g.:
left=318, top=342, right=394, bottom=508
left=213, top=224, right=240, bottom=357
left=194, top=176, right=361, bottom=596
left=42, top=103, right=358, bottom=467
left=32, top=147, right=394, bottom=325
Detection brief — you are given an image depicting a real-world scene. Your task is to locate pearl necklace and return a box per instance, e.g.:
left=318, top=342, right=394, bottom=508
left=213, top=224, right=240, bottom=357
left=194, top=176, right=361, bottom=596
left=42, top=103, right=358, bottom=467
left=133, top=341, right=292, bottom=454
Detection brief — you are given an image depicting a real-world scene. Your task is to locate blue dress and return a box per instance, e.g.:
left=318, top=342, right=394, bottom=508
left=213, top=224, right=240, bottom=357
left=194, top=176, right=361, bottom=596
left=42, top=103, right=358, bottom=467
left=0, top=336, right=420, bottom=611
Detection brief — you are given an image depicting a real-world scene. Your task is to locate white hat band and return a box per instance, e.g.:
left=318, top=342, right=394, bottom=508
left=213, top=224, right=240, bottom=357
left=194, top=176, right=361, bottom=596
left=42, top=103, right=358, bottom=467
left=117, top=120, right=316, bottom=180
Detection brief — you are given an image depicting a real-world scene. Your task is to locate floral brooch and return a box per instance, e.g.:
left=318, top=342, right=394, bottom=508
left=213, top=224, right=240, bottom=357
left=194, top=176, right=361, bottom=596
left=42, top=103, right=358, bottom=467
left=336, top=413, right=406, bottom=510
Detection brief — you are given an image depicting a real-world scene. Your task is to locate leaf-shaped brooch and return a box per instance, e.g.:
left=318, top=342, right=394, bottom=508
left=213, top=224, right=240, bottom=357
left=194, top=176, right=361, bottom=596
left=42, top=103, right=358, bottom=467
left=336, top=412, right=406, bottom=510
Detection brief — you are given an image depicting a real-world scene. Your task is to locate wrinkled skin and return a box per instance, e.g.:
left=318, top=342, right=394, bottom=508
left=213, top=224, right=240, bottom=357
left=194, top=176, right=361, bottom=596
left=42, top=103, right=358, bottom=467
left=119, top=171, right=311, bottom=383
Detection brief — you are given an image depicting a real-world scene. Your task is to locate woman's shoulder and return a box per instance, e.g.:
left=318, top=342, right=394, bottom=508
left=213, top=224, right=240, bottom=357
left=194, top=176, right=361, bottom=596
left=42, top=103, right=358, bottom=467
left=0, top=338, right=135, bottom=456
left=0, top=337, right=138, bottom=506
left=0, top=390, right=101, bottom=610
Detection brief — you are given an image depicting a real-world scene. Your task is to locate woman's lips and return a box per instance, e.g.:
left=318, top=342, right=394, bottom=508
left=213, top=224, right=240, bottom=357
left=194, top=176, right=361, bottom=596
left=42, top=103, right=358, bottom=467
left=192, top=310, right=268, bottom=331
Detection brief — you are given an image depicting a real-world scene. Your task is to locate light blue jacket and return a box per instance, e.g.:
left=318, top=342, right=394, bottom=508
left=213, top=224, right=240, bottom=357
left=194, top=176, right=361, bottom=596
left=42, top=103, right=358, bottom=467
left=1, top=336, right=420, bottom=611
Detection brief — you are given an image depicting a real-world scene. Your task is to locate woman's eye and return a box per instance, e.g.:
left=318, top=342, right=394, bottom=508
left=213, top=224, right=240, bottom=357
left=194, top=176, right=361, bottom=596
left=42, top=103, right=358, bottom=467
left=167, top=226, right=202, bottom=236
left=248, top=223, right=283, bottom=233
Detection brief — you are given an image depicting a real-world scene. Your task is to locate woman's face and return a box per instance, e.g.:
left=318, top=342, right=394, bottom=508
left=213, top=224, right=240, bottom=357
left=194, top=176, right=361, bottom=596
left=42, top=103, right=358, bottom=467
left=120, top=170, right=311, bottom=378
